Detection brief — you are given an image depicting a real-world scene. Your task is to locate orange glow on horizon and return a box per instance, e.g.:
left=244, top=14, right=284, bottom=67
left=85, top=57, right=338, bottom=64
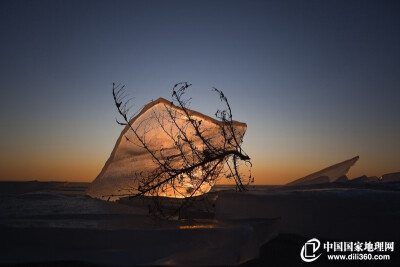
left=0, top=148, right=396, bottom=184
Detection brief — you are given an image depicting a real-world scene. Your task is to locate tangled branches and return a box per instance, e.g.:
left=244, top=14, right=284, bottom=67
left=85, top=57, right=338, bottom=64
left=111, top=82, right=252, bottom=215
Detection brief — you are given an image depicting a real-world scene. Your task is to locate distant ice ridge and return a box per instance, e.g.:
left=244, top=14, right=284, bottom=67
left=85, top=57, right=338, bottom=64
left=286, top=156, right=359, bottom=186
left=86, top=98, right=247, bottom=201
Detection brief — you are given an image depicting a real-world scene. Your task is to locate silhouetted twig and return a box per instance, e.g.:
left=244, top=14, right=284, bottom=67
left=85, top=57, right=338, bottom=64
left=110, top=82, right=252, bottom=216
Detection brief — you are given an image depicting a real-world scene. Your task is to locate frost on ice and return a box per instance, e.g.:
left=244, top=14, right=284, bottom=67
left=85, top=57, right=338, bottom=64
left=86, top=98, right=247, bottom=201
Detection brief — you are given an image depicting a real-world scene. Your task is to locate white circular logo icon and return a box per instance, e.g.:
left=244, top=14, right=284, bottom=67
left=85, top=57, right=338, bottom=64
left=301, top=238, right=322, bottom=262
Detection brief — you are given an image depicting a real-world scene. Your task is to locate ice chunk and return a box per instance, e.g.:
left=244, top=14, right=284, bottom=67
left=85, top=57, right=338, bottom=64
left=334, top=175, right=349, bottom=183
left=286, top=156, right=359, bottom=185
left=349, top=175, right=379, bottom=183
left=294, top=175, right=329, bottom=185
left=87, top=98, right=247, bottom=201
left=381, top=172, right=400, bottom=182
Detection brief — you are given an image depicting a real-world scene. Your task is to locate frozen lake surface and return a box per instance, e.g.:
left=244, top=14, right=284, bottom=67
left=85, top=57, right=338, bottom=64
left=0, top=181, right=399, bottom=265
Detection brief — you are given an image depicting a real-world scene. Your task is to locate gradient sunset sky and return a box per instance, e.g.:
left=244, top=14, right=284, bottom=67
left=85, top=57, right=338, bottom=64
left=0, top=0, right=399, bottom=184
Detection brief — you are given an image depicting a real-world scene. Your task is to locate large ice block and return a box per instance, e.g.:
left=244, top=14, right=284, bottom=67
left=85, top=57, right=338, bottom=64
left=87, top=98, right=247, bottom=201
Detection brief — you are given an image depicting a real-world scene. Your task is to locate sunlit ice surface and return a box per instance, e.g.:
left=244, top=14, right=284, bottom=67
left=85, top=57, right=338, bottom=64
left=86, top=98, right=247, bottom=201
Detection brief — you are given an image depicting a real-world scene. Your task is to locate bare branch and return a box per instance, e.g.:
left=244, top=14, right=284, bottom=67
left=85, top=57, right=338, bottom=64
left=108, top=82, right=252, bottom=217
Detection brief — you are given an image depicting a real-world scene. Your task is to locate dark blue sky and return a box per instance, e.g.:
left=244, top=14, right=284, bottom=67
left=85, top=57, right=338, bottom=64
left=1, top=0, right=399, bottom=183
